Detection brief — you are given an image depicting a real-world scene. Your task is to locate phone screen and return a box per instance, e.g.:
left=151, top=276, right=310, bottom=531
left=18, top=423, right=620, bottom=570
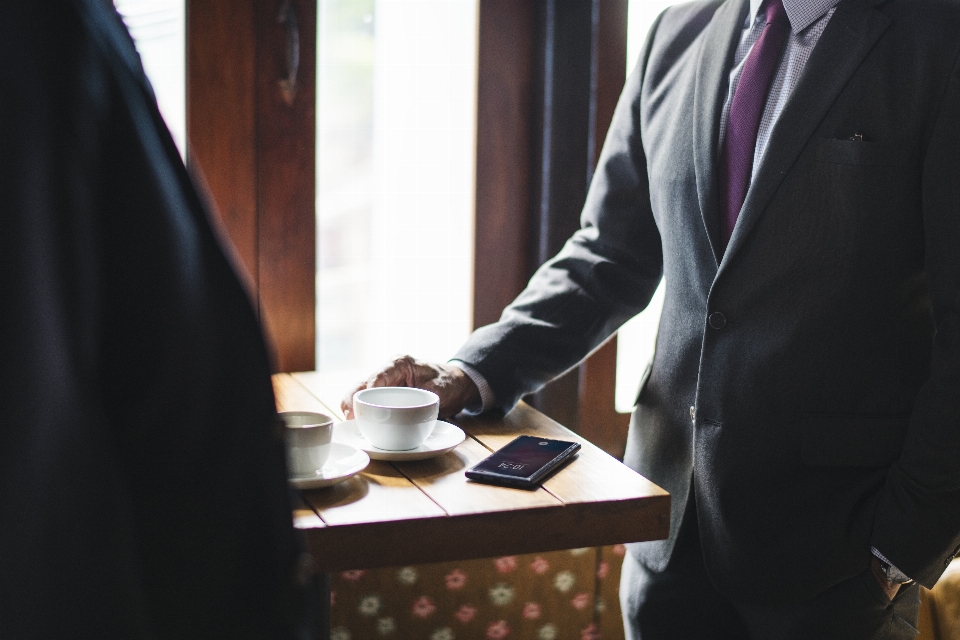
left=466, top=436, right=580, bottom=488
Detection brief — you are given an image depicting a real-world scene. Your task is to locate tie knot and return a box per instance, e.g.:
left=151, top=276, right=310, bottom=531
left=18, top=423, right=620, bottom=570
left=763, top=0, right=788, bottom=27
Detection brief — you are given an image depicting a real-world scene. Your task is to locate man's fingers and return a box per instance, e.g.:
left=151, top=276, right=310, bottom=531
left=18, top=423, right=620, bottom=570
left=343, top=356, right=437, bottom=417
left=340, top=366, right=404, bottom=418
left=372, top=356, right=442, bottom=389
left=343, top=356, right=466, bottom=418
left=369, top=356, right=419, bottom=388
left=398, top=356, right=439, bottom=388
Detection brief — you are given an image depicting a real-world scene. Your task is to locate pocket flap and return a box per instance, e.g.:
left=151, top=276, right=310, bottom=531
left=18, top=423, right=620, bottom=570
left=801, top=413, right=909, bottom=467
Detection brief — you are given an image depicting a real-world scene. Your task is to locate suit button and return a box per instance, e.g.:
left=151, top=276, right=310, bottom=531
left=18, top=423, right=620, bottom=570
left=708, top=312, right=727, bottom=329
left=689, top=406, right=696, bottom=422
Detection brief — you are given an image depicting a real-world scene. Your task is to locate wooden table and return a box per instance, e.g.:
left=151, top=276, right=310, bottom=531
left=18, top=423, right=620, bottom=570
left=274, top=372, right=670, bottom=573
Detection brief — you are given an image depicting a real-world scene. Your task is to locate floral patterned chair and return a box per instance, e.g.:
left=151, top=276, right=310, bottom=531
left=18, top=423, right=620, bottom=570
left=918, top=559, right=960, bottom=640
left=329, top=551, right=959, bottom=639
left=329, top=545, right=628, bottom=640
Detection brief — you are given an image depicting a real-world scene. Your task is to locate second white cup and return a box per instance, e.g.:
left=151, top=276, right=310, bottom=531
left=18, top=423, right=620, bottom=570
left=280, top=411, right=334, bottom=477
left=353, top=387, right=440, bottom=451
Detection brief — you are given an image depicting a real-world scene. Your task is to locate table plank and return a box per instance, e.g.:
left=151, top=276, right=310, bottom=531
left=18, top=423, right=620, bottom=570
left=290, top=376, right=669, bottom=507
left=303, top=495, right=668, bottom=571
left=292, top=494, right=325, bottom=530
left=283, top=373, right=671, bottom=572
left=301, top=460, right=446, bottom=526
left=274, top=374, right=446, bottom=531
left=284, top=372, right=564, bottom=516
left=453, top=402, right=669, bottom=505
left=273, top=373, right=338, bottom=417
left=289, top=371, right=348, bottom=420
left=394, top=436, right=561, bottom=515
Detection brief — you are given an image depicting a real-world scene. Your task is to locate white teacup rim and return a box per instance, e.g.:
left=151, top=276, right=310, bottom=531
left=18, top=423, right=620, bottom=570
left=354, top=387, right=439, bottom=409
left=279, top=411, right=334, bottom=428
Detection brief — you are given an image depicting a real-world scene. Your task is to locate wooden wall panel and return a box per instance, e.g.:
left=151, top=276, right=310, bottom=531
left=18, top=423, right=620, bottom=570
left=525, top=0, right=596, bottom=434
left=255, top=0, right=316, bottom=373
left=187, top=0, right=316, bottom=373
left=578, top=0, right=630, bottom=458
left=473, top=0, right=539, bottom=330
left=592, top=0, right=628, bottom=164
left=473, top=0, right=630, bottom=455
left=186, top=0, right=258, bottom=286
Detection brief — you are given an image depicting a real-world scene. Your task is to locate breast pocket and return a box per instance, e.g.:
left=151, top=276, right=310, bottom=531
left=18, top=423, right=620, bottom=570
left=814, top=138, right=908, bottom=167
left=801, top=413, right=910, bottom=467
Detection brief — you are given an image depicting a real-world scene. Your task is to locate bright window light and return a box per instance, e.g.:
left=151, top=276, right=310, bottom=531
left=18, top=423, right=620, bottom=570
left=316, top=0, right=478, bottom=395
left=113, top=0, right=186, bottom=157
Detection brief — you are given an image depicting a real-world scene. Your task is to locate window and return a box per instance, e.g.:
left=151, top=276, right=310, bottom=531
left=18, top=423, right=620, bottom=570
left=316, top=0, right=478, bottom=391
left=121, top=0, right=659, bottom=414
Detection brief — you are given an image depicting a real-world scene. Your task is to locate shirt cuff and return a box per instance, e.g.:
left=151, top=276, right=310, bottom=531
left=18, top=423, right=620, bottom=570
left=871, top=547, right=912, bottom=583
left=448, top=360, right=495, bottom=415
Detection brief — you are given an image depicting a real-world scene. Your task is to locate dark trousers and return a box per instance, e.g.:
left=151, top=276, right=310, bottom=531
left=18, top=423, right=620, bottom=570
left=620, top=496, right=920, bottom=640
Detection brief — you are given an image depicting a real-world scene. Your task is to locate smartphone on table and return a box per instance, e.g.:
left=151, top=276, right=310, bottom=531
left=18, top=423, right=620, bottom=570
left=465, top=435, right=581, bottom=490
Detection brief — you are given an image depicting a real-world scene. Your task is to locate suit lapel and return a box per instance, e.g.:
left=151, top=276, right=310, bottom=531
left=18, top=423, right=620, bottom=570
left=693, top=0, right=748, bottom=267
left=721, top=0, right=892, bottom=264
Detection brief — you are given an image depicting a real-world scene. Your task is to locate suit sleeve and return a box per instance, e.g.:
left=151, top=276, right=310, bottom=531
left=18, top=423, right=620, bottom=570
left=452, top=14, right=666, bottom=413
left=871, top=48, right=960, bottom=588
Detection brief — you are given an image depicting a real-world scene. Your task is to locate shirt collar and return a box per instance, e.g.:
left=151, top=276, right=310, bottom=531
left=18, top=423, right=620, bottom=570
left=748, top=0, right=840, bottom=34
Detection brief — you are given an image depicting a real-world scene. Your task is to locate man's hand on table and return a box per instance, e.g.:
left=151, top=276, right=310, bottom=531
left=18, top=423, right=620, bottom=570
left=341, top=355, right=481, bottom=420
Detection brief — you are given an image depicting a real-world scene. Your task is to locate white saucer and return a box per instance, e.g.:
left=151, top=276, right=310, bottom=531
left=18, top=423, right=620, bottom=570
left=288, top=442, right=370, bottom=489
left=334, top=420, right=466, bottom=461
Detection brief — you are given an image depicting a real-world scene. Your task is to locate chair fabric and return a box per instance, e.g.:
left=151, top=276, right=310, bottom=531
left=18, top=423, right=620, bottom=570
left=327, top=546, right=630, bottom=640
left=329, top=552, right=960, bottom=639
left=918, top=559, right=960, bottom=640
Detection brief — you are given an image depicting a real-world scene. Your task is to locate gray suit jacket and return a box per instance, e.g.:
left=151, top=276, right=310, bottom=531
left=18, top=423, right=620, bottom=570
left=454, top=0, right=960, bottom=603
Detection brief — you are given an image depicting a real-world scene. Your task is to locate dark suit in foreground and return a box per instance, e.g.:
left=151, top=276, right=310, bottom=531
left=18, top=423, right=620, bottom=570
left=454, top=0, right=960, bottom=628
left=0, top=1, right=306, bottom=637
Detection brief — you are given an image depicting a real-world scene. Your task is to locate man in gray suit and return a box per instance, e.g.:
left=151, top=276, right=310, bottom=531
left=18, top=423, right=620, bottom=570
left=344, top=0, right=960, bottom=636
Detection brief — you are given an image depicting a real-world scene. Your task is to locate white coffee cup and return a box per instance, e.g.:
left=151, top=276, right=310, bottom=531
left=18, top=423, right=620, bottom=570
left=353, top=387, right=440, bottom=451
left=280, top=411, right=334, bottom=477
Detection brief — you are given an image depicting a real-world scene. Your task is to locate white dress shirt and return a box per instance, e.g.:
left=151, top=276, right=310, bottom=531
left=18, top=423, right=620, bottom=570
left=719, top=0, right=840, bottom=184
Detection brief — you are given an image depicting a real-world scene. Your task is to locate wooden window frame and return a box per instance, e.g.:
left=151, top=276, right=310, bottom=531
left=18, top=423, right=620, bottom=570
left=187, top=0, right=316, bottom=374
left=475, top=0, right=630, bottom=457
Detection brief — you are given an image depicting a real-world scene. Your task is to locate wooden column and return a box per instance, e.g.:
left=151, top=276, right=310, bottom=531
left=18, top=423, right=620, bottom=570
left=473, top=0, right=539, bottom=330
left=187, top=0, right=316, bottom=373
left=473, top=0, right=630, bottom=457
left=577, top=0, right=631, bottom=459
left=523, top=0, right=595, bottom=433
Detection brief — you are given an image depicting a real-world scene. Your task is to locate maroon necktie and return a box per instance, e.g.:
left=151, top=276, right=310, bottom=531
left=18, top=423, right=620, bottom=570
left=719, top=0, right=790, bottom=249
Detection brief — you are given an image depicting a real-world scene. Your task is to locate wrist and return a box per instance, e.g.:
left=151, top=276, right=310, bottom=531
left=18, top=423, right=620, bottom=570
left=448, top=360, right=494, bottom=414
left=450, top=365, right=481, bottom=408
left=428, top=363, right=481, bottom=418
